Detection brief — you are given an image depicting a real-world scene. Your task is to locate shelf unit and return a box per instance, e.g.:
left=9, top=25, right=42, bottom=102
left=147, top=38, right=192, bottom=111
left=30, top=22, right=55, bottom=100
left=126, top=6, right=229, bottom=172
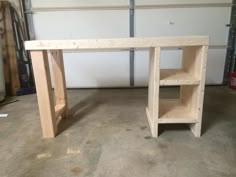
left=146, top=44, right=208, bottom=137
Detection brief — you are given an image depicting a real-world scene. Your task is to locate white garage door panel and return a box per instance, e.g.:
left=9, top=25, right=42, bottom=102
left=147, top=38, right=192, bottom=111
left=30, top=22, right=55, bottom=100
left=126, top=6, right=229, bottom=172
left=134, top=50, right=182, bottom=86
left=135, top=7, right=230, bottom=46
left=135, top=0, right=232, bottom=6
left=33, top=10, right=128, bottom=39
left=206, top=49, right=227, bottom=84
left=31, top=0, right=231, bottom=8
left=33, top=10, right=129, bottom=88
left=32, top=0, right=128, bottom=8
left=63, top=51, right=129, bottom=88
left=134, top=49, right=226, bottom=86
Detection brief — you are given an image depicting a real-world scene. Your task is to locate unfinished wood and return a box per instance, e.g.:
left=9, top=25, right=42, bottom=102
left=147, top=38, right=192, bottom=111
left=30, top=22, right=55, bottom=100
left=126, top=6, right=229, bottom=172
left=146, top=47, right=160, bottom=137
left=55, top=104, right=65, bottom=125
left=179, top=46, right=205, bottom=135
left=0, top=2, right=11, bottom=94
left=181, top=46, right=208, bottom=137
left=56, top=114, right=63, bottom=126
left=55, top=104, right=66, bottom=118
left=146, top=108, right=153, bottom=130
left=157, top=45, right=208, bottom=136
left=31, top=51, right=57, bottom=138
left=182, top=46, right=203, bottom=79
left=180, top=85, right=198, bottom=117
left=26, top=36, right=208, bottom=138
left=3, top=1, right=20, bottom=95
left=158, top=99, right=198, bottom=123
left=160, top=69, right=200, bottom=86
left=24, top=36, right=209, bottom=50
left=50, top=50, right=68, bottom=117
left=189, top=46, right=208, bottom=137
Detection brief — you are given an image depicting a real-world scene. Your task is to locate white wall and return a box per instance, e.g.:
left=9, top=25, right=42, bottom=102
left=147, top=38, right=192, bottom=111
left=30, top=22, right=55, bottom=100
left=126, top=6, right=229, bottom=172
left=135, top=7, right=230, bottom=45
left=135, top=0, right=231, bottom=6
left=31, top=0, right=232, bottom=8
left=33, top=10, right=130, bottom=88
left=31, top=0, right=128, bottom=8
left=31, top=0, right=232, bottom=87
left=134, top=7, right=231, bottom=85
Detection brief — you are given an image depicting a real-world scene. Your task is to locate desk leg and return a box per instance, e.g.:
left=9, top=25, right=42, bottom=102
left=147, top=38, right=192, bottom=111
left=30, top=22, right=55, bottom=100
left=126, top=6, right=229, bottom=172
left=50, top=50, right=68, bottom=118
left=31, top=51, right=57, bottom=138
left=146, top=47, right=160, bottom=138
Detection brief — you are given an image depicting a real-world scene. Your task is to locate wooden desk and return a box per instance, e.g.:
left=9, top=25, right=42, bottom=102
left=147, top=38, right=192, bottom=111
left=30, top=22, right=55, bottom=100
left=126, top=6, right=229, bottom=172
left=25, top=36, right=209, bottom=138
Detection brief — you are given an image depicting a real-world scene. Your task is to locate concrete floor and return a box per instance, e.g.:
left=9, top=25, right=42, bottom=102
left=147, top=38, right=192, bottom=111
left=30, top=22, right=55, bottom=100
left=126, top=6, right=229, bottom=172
left=0, top=86, right=235, bottom=177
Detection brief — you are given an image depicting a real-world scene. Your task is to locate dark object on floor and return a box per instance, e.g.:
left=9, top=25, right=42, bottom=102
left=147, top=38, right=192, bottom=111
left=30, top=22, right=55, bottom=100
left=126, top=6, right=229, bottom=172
left=9, top=5, right=35, bottom=96
left=0, top=1, right=35, bottom=96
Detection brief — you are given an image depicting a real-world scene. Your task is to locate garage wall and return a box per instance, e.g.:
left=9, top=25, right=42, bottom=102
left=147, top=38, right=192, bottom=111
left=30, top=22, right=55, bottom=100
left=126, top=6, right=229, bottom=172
left=135, top=0, right=231, bottom=6
left=31, top=0, right=128, bottom=8
left=31, top=3, right=130, bottom=88
left=30, top=0, right=232, bottom=87
left=134, top=6, right=231, bottom=85
left=1, top=0, right=22, bottom=18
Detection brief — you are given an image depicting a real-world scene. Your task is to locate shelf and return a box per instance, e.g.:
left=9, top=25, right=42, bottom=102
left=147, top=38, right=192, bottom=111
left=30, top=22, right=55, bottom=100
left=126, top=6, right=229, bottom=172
left=146, top=43, right=208, bottom=137
left=160, top=69, right=199, bottom=86
left=158, top=99, right=198, bottom=124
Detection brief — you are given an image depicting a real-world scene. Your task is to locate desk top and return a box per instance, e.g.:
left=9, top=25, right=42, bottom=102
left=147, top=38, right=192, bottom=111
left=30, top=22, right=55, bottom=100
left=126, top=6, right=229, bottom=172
left=25, top=36, right=209, bottom=51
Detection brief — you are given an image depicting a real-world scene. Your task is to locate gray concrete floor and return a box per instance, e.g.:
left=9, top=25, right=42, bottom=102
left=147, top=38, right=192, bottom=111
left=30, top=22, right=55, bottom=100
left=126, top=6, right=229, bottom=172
left=0, top=86, right=235, bottom=177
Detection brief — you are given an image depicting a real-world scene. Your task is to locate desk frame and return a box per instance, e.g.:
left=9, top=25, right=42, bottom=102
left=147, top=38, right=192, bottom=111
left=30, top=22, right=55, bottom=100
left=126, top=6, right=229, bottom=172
left=25, top=36, right=209, bottom=138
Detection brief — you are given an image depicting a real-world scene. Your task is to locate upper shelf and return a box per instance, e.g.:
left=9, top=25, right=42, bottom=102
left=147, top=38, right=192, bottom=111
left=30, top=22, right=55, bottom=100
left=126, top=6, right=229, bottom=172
left=160, top=69, right=200, bottom=86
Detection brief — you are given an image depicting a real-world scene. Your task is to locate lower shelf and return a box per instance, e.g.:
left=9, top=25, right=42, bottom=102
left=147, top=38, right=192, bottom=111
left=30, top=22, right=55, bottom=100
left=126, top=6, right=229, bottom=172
left=158, top=99, right=198, bottom=124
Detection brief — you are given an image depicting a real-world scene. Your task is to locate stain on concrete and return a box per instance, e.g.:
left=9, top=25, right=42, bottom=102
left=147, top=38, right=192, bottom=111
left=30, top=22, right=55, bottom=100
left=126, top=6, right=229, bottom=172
left=147, top=158, right=156, bottom=166
left=140, top=126, right=147, bottom=130
left=158, top=142, right=168, bottom=149
left=86, top=140, right=92, bottom=145
left=144, top=136, right=152, bottom=140
left=83, top=144, right=102, bottom=177
left=71, top=167, right=81, bottom=175
left=126, top=128, right=132, bottom=131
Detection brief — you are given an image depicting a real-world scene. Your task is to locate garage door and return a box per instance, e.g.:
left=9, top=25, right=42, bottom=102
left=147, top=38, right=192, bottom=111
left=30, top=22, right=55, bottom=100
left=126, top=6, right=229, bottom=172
left=30, top=0, right=231, bottom=87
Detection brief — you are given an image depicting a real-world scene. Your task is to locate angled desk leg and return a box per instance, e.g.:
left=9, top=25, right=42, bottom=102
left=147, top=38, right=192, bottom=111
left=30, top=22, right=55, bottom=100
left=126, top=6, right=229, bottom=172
left=31, top=51, right=57, bottom=138
left=146, top=47, right=160, bottom=138
left=50, top=50, right=68, bottom=122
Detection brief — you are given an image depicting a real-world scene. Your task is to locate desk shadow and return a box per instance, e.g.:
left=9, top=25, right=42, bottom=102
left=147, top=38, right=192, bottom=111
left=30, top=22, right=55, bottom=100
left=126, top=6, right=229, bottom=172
left=201, top=87, right=236, bottom=135
left=57, top=91, right=103, bottom=134
left=158, top=124, right=189, bottom=136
